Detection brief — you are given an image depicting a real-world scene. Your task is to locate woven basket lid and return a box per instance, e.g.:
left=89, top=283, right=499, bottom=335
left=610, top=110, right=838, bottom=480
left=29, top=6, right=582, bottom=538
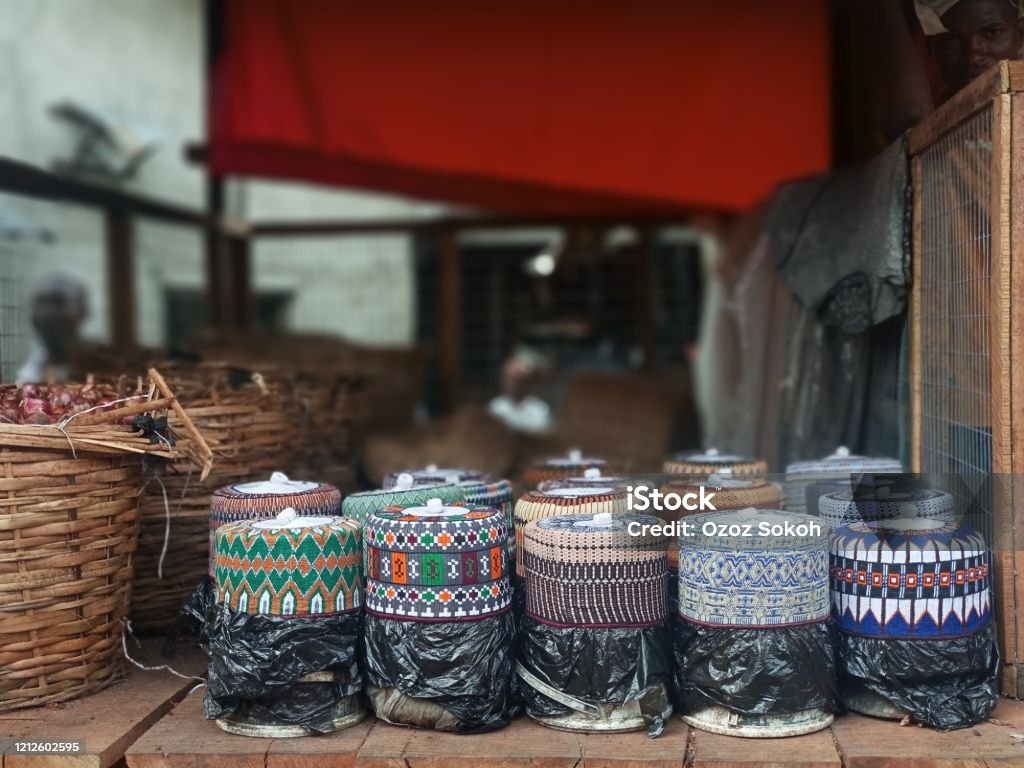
left=460, top=478, right=514, bottom=506
left=364, top=499, right=511, bottom=622
left=663, top=448, right=766, bottom=478
left=662, top=473, right=783, bottom=512
left=208, top=472, right=342, bottom=575
left=513, top=487, right=628, bottom=578
left=214, top=509, right=361, bottom=617
left=678, top=508, right=830, bottom=628
left=803, top=474, right=927, bottom=516
left=785, top=446, right=902, bottom=479
left=382, top=465, right=490, bottom=489
left=538, top=467, right=632, bottom=492
left=523, top=449, right=608, bottom=487
left=342, top=474, right=465, bottom=525
left=523, top=512, right=666, bottom=628
left=817, top=487, right=956, bottom=530
left=661, top=474, right=783, bottom=571
left=830, top=517, right=990, bottom=639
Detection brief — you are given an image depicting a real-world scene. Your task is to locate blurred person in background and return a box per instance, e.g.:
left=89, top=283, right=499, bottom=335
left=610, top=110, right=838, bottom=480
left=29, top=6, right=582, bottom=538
left=16, top=275, right=88, bottom=384
left=487, top=347, right=552, bottom=434
left=917, top=0, right=1024, bottom=96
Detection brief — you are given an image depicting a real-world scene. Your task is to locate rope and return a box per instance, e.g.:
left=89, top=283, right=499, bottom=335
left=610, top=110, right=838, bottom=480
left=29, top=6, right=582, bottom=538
left=120, top=619, right=205, bottom=683
left=152, top=465, right=194, bottom=580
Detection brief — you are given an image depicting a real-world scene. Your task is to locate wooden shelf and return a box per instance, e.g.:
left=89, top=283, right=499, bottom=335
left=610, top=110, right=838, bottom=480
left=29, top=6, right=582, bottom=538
left=0, top=638, right=205, bottom=768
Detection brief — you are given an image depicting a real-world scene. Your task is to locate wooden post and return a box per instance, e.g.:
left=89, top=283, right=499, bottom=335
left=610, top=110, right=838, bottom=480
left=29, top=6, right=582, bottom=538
left=105, top=209, right=135, bottom=348
left=203, top=0, right=225, bottom=329
left=227, top=233, right=253, bottom=329
left=634, top=227, right=656, bottom=373
left=437, top=228, right=462, bottom=412
left=204, top=177, right=226, bottom=329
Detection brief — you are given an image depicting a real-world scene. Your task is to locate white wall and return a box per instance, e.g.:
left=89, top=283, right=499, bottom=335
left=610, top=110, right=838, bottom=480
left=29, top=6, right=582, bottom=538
left=0, top=0, right=435, bottom=359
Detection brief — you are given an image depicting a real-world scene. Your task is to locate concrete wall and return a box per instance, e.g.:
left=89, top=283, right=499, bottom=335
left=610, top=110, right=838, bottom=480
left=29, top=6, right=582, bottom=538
left=0, top=0, right=434, bottom=365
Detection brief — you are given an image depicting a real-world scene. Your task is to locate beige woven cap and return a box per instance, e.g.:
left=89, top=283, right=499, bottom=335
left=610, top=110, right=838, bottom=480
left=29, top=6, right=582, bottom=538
left=915, top=0, right=1022, bottom=35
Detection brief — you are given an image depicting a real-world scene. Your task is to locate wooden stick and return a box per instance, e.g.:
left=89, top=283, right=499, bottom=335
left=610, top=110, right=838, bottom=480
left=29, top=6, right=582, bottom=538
left=71, top=397, right=174, bottom=426
left=147, top=368, right=214, bottom=480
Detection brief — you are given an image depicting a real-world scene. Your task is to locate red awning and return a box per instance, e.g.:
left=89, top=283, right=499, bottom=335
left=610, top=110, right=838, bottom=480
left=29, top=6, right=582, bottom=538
left=209, top=1, right=831, bottom=215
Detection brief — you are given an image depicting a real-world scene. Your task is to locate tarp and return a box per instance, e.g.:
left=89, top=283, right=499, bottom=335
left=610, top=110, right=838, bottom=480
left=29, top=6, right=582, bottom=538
left=209, top=1, right=831, bottom=215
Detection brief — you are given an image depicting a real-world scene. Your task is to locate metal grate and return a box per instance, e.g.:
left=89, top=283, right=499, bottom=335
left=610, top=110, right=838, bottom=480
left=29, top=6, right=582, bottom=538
left=0, top=240, right=26, bottom=384
left=916, top=108, right=994, bottom=540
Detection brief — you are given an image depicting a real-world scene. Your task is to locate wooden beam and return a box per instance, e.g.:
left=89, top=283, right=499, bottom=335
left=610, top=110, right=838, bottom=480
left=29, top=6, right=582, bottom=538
left=634, top=228, right=656, bottom=373
left=250, top=214, right=690, bottom=238
left=908, top=61, right=1007, bottom=155
left=105, top=209, right=135, bottom=349
left=0, top=157, right=213, bottom=229
left=437, top=228, right=462, bottom=412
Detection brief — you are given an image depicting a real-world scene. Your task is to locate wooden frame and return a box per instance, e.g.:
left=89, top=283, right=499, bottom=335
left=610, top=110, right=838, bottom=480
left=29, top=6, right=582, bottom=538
left=909, top=60, right=1024, bottom=695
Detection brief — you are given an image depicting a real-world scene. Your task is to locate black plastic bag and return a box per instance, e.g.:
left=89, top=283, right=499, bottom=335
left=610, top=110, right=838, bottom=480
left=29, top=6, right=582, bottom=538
left=159, top=578, right=215, bottom=659
left=838, top=624, right=999, bottom=730
left=362, top=611, right=517, bottom=733
left=673, top=618, right=838, bottom=715
left=518, top=617, right=673, bottom=737
left=202, top=602, right=363, bottom=734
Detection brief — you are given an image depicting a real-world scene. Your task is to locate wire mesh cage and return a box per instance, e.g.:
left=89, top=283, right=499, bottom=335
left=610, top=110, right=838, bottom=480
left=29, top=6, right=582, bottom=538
left=909, top=62, right=1024, bottom=695
left=0, top=240, right=26, bottom=384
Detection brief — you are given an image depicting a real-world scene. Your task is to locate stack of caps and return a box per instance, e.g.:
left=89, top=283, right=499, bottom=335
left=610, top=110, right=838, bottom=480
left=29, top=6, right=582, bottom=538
left=214, top=508, right=362, bottom=616
left=364, top=499, right=511, bottom=620
left=459, top=478, right=515, bottom=556
left=523, top=512, right=667, bottom=628
left=341, top=473, right=464, bottom=527
left=830, top=518, right=997, bottom=726
left=361, top=498, right=516, bottom=731
left=817, top=487, right=956, bottom=531
left=383, top=465, right=489, bottom=489
left=784, top=446, right=902, bottom=514
left=519, top=512, right=672, bottom=732
left=523, top=449, right=608, bottom=488
left=538, top=466, right=632, bottom=493
left=663, top=448, right=767, bottom=482
left=513, top=487, right=629, bottom=579
left=210, top=509, right=364, bottom=736
left=208, top=472, right=342, bottom=576
left=660, top=472, right=782, bottom=573
left=676, top=508, right=835, bottom=737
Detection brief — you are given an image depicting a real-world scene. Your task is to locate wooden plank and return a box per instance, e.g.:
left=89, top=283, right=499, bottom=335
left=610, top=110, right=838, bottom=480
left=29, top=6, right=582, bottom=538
left=910, top=155, right=923, bottom=473
left=690, top=726, right=839, bottom=768
left=0, top=639, right=204, bottom=768
left=1005, top=60, right=1024, bottom=93
left=436, top=228, right=462, bottom=413
left=830, top=700, right=1024, bottom=768
left=580, top=718, right=687, bottom=768
left=990, top=94, right=1020, bottom=682
left=1010, top=88, right=1024, bottom=685
left=126, top=694, right=372, bottom=768
left=359, top=716, right=584, bottom=768
left=909, top=62, right=1007, bottom=156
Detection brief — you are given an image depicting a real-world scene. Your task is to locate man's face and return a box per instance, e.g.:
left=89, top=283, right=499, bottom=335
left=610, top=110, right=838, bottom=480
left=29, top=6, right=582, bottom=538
left=933, top=0, right=1024, bottom=92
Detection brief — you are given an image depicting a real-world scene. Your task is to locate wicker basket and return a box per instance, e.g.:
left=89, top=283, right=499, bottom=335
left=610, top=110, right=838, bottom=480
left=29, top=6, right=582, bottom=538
left=0, top=370, right=211, bottom=712
left=129, top=362, right=302, bottom=635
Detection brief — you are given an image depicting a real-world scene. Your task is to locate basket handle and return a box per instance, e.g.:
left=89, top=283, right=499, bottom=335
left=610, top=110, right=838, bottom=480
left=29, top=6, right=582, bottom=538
left=148, top=367, right=214, bottom=481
